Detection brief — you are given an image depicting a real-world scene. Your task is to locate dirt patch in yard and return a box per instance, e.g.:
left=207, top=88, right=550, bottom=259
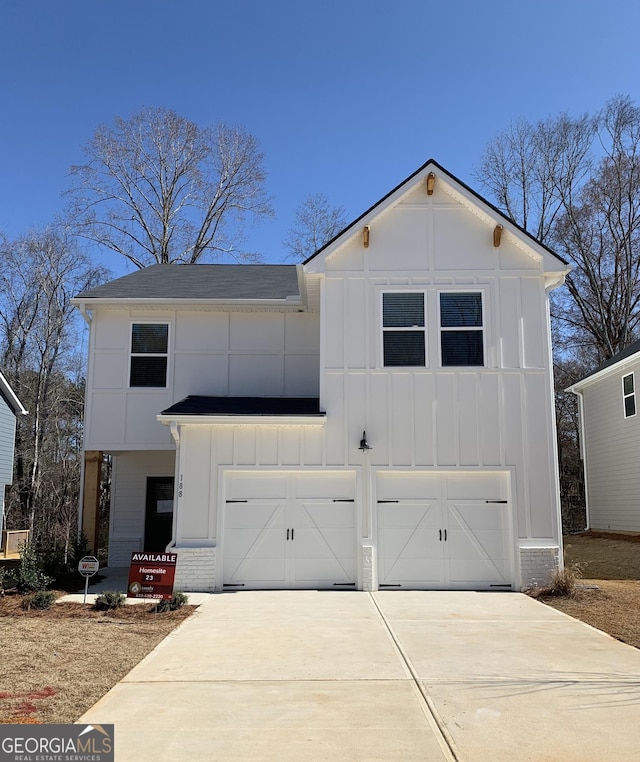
left=540, top=579, right=640, bottom=650
left=562, top=532, right=640, bottom=579
left=536, top=533, right=640, bottom=650
left=0, top=596, right=195, bottom=724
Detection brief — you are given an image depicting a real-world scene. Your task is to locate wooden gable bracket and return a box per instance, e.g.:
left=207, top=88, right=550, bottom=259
left=363, top=225, right=370, bottom=248
left=426, top=172, right=436, bottom=195
left=493, top=224, right=503, bottom=247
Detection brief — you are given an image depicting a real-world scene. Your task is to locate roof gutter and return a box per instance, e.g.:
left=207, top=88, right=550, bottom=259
left=544, top=269, right=571, bottom=292
left=70, top=296, right=304, bottom=309
left=0, top=370, right=27, bottom=416
left=157, top=413, right=326, bottom=427
left=75, top=302, right=92, bottom=325
left=566, top=352, right=640, bottom=394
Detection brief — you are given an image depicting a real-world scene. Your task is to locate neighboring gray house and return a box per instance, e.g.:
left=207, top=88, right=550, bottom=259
left=0, top=370, right=27, bottom=549
left=568, top=340, right=640, bottom=533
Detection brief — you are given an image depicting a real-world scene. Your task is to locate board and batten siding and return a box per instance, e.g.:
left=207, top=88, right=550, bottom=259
left=174, top=424, right=327, bottom=549
left=580, top=363, right=640, bottom=531
left=85, top=309, right=320, bottom=451
left=317, top=185, right=560, bottom=544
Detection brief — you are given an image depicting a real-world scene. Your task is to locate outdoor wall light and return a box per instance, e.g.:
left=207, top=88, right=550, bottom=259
left=363, top=225, right=370, bottom=248
left=359, top=430, right=372, bottom=452
left=493, top=224, right=503, bottom=247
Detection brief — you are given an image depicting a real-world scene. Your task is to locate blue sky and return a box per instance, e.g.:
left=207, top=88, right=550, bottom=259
left=1, top=0, right=639, bottom=274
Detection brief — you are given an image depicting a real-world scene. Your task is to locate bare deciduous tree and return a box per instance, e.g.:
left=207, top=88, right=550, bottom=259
left=0, top=229, right=107, bottom=559
left=478, top=96, right=640, bottom=530
left=476, top=113, right=596, bottom=244
left=283, top=192, right=347, bottom=262
left=65, top=106, right=273, bottom=268
left=476, top=95, right=640, bottom=364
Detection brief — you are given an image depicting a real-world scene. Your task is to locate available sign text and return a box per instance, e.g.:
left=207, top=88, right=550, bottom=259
left=127, top=552, right=177, bottom=600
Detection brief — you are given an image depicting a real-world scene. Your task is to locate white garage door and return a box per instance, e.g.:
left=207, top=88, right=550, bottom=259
left=222, top=471, right=357, bottom=590
left=377, top=472, right=513, bottom=590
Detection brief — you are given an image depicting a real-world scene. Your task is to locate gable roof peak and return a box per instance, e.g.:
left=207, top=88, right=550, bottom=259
left=303, top=158, right=568, bottom=271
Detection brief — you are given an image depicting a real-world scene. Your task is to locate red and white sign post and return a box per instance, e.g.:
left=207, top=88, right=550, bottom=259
left=127, top=552, right=177, bottom=601
left=78, top=555, right=100, bottom=605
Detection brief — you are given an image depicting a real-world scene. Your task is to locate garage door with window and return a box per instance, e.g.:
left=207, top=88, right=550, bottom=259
left=222, top=471, right=357, bottom=590
left=377, top=472, right=513, bottom=590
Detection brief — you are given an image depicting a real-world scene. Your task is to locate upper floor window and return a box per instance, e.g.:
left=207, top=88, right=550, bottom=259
left=130, top=323, right=169, bottom=387
left=382, top=292, right=426, bottom=366
left=439, top=292, right=484, bottom=367
left=623, top=373, right=636, bottom=418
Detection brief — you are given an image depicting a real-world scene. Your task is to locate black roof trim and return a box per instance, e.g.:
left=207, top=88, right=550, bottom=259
left=578, top=338, right=640, bottom=383
left=160, top=396, right=323, bottom=417
left=303, top=159, right=568, bottom=267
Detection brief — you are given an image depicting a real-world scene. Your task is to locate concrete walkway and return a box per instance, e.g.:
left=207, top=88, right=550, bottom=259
left=60, top=567, right=213, bottom=605
left=78, top=591, right=640, bottom=761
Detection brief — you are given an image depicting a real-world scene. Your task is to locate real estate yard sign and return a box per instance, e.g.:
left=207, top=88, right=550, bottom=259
left=127, top=552, right=177, bottom=600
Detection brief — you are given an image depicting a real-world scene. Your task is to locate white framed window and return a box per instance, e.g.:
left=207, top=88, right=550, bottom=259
left=129, top=322, right=169, bottom=388
left=623, top=373, right=636, bottom=418
left=439, top=291, right=484, bottom=367
left=381, top=292, right=426, bottom=367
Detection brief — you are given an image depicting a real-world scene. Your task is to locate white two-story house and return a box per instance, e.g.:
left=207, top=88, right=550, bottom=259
left=73, top=159, right=569, bottom=592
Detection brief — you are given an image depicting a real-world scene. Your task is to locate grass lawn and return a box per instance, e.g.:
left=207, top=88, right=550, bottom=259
left=0, top=597, right=194, bottom=724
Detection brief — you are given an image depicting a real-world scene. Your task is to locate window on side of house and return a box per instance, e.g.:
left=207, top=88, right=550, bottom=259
left=129, top=323, right=169, bottom=387
left=382, top=292, right=426, bottom=367
left=439, top=291, right=484, bottom=367
left=623, top=373, right=636, bottom=418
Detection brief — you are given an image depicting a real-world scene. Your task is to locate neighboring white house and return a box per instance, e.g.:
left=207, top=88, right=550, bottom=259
left=73, top=159, right=569, bottom=592
left=568, top=339, right=640, bottom=533
left=0, top=370, right=28, bottom=549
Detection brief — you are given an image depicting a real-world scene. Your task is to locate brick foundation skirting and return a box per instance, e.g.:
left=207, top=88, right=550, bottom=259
left=520, top=546, right=560, bottom=589
left=173, top=547, right=216, bottom=593
left=361, top=545, right=374, bottom=591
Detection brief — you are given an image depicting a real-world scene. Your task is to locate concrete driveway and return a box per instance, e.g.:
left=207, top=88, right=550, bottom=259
left=79, top=591, right=640, bottom=761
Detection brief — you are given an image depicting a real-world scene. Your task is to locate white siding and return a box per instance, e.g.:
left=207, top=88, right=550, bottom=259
left=85, top=309, right=320, bottom=450
left=581, top=362, right=640, bottom=531
left=319, top=187, right=559, bottom=552
left=176, top=425, right=327, bottom=548
left=0, top=397, right=16, bottom=486
left=109, top=450, right=176, bottom=566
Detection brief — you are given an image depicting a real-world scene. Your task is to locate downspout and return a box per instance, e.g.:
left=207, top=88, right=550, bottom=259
left=77, top=302, right=93, bottom=539
left=545, top=272, right=569, bottom=568
left=77, top=302, right=92, bottom=326
left=572, top=389, right=590, bottom=531
left=167, top=422, right=180, bottom=551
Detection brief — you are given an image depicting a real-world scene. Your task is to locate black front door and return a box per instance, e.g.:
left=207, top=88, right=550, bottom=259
left=144, top=476, right=175, bottom=552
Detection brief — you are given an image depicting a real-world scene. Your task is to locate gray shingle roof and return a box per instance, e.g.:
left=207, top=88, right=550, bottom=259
left=75, top=264, right=300, bottom=301
left=160, top=396, right=322, bottom=417
left=578, top=338, right=640, bottom=383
